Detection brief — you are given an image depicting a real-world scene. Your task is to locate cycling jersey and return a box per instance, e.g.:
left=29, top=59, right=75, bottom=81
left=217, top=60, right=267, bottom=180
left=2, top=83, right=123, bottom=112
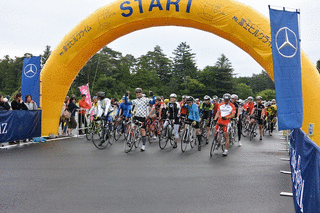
left=180, top=101, right=188, bottom=116
left=216, top=102, right=236, bottom=126
left=200, top=102, right=213, bottom=119
left=124, top=96, right=155, bottom=118
left=168, top=102, right=180, bottom=120
left=247, top=102, right=255, bottom=114
left=231, top=101, right=239, bottom=117
left=97, top=98, right=112, bottom=117
left=253, top=103, right=265, bottom=118
left=185, top=103, right=200, bottom=122
left=152, top=101, right=166, bottom=117
left=213, top=102, right=220, bottom=116
left=267, top=105, right=277, bottom=116
left=117, top=102, right=132, bottom=118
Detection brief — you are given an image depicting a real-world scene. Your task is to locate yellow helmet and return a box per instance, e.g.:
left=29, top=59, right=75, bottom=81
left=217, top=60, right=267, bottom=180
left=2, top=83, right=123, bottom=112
left=164, top=99, right=169, bottom=104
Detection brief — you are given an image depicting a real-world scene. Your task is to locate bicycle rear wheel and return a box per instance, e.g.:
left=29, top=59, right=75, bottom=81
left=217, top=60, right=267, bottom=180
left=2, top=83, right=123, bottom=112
left=159, top=130, right=168, bottom=150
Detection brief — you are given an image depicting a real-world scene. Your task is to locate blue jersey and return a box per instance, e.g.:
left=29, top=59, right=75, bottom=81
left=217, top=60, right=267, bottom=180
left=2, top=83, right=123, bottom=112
left=117, top=102, right=132, bottom=118
left=185, top=103, right=200, bottom=122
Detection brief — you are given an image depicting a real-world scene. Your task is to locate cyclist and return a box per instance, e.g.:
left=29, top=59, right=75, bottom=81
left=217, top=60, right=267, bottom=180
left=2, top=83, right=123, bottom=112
left=213, top=93, right=236, bottom=156
left=116, top=96, right=132, bottom=134
left=212, top=96, right=220, bottom=118
left=230, top=94, right=242, bottom=146
left=199, top=95, right=214, bottom=144
left=266, top=101, right=277, bottom=135
left=184, top=96, right=202, bottom=150
left=96, top=91, right=113, bottom=146
left=163, top=93, right=180, bottom=148
left=148, top=96, right=166, bottom=120
left=246, top=96, right=255, bottom=114
left=250, top=96, right=265, bottom=140
left=124, top=88, right=155, bottom=151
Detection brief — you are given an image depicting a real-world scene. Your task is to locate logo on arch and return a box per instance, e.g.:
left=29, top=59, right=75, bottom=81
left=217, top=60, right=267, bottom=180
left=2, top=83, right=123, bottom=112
left=275, top=27, right=298, bottom=58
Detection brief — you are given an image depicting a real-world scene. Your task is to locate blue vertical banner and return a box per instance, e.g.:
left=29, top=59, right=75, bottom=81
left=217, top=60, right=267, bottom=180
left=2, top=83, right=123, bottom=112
left=21, top=56, right=41, bottom=108
left=290, top=128, right=320, bottom=213
left=269, top=8, right=303, bottom=130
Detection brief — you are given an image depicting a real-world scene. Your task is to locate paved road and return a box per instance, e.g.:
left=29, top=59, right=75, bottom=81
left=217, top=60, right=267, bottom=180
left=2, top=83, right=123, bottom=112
left=0, top=131, right=294, bottom=213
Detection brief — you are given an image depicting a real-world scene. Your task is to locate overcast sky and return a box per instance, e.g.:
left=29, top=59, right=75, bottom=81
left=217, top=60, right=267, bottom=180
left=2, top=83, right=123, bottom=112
left=1, top=0, right=319, bottom=77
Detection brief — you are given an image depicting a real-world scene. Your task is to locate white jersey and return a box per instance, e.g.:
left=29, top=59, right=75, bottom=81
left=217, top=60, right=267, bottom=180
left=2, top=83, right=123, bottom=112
left=97, top=98, right=112, bottom=117
left=219, top=102, right=235, bottom=117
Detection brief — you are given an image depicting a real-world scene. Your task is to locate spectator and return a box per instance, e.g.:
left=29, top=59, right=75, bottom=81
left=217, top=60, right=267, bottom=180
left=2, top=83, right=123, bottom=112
left=78, top=94, right=91, bottom=135
left=0, top=94, right=11, bottom=110
left=67, top=97, right=79, bottom=136
left=25, top=95, right=38, bottom=110
left=11, top=93, right=28, bottom=110
left=60, top=96, right=69, bottom=136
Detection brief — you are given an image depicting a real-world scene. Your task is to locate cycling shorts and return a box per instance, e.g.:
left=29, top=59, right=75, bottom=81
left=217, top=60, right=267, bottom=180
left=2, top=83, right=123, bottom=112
left=185, top=119, right=200, bottom=129
left=215, top=122, right=231, bottom=133
left=133, top=116, right=147, bottom=129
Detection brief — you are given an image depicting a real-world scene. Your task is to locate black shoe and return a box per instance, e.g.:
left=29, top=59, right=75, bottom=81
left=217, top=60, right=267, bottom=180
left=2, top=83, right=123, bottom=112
left=260, top=136, right=262, bottom=140
left=98, top=140, right=105, bottom=146
left=198, top=145, right=201, bottom=151
left=173, top=143, right=177, bottom=148
left=206, top=139, right=209, bottom=145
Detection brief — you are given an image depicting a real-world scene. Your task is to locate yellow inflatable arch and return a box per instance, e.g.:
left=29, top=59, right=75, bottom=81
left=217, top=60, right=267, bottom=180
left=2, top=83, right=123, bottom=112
left=41, top=0, right=320, bottom=144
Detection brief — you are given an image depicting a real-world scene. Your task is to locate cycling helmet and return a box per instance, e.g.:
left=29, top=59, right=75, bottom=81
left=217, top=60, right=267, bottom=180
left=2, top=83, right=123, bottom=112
left=212, top=95, right=218, bottom=100
left=170, top=93, right=177, bottom=98
left=135, top=88, right=142, bottom=93
left=96, top=91, right=105, bottom=99
left=256, top=96, right=262, bottom=100
left=164, top=99, right=169, bottom=104
left=182, top=95, right=186, bottom=99
left=186, top=96, right=194, bottom=102
left=195, top=98, right=200, bottom=102
left=247, top=96, right=253, bottom=100
left=272, top=99, right=276, bottom=102
left=92, top=96, right=97, bottom=99
left=231, top=94, right=238, bottom=100
left=142, top=94, right=146, bottom=97
left=155, top=96, right=161, bottom=101
left=223, top=93, right=231, bottom=100
left=204, top=95, right=210, bottom=101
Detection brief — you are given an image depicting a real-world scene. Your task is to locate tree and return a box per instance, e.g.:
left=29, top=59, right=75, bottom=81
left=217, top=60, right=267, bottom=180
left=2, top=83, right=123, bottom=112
left=235, top=83, right=254, bottom=100
left=42, top=45, right=52, bottom=66
left=317, top=59, right=320, bottom=74
left=256, top=89, right=276, bottom=101
left=213, top=54, right=234, bottom=97
left=171, top=42, right=198, bottom=91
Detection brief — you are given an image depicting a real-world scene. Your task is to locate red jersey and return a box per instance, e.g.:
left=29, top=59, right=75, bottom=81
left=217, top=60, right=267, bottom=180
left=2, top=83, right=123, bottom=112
left=180, top=101, right=188, bottom=116
left=247, top=102, right=255, bottom=114
left=216, top=102, right=236, bottom=126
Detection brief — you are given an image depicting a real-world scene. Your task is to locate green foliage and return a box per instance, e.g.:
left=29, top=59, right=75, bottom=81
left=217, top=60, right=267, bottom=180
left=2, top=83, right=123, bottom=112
left=235, top=83, right=254, bottom=100
left=317, top=59, right=320, bottom=73
left=256, top=89, right=276, bottom=101
left=0, top=44, right=276, bottom=101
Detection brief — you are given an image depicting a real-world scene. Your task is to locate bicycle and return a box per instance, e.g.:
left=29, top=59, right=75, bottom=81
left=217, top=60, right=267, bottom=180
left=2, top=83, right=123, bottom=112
left=199, top=118, right=209, bottom=142
left=159, top=119, right=175, bottom=149
left=85, top=115, right=96, bottom=141
left=180, top=121, right=196, bottom=153
left=92, top=116, right=114, bottom=149
left=146, top=117, right=163, bottom=144
left=210, top=123, right=226, bottom=157
left=124, top=120, right=143, bottom=153
left=241, top=113, right=250, bottom=137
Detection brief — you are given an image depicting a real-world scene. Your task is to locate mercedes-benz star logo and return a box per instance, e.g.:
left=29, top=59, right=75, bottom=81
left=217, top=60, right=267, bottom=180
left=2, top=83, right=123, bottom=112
left=24, top=64, right=37, bottom=78
left=275, top=27, right=298, bottom=58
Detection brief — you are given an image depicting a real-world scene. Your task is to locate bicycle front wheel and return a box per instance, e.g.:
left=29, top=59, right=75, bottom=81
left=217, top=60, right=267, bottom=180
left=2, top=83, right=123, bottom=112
left=124, top=130, right=134, bottom=153
left=92, top=131, right=108, bottom=150
left=181, top=129, right=188, bottom=153
left=86, top=123, right=93, bottom=140
left=210, top=139, right=219, bottom=157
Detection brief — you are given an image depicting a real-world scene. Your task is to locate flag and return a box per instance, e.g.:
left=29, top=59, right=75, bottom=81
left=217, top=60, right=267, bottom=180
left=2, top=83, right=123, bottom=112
left=269, top=7, right=303, bottom=130
left=78, top=84, right=92, bottom=106
left=21, top=56, right=41, bottom=108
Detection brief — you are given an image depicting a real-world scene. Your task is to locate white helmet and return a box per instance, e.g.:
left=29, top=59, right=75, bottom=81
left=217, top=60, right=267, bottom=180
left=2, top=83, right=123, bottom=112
left=170, top=93, right=177, bottom=98
left=204, top=95, right=210, bottom=100
left=231, top=94, right=238, bottom=100
left=248, top=96, right=253, bottom=100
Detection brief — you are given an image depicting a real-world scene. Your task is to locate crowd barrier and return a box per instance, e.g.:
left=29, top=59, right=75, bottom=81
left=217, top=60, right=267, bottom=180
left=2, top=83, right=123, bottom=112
left=290, top=128, right=320, bottom=213
left=0, top=110, right=42, bottom=143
